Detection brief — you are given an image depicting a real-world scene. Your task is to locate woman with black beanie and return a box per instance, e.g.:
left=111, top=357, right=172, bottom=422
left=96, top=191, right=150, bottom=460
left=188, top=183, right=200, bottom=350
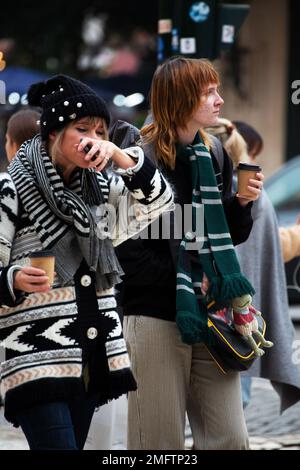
left=0, top=74, right=173, bottom=450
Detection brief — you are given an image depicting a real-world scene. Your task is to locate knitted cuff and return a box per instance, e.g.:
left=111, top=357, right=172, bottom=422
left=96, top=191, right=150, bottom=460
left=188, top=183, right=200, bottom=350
left=112, top=146, right=144, bottom=177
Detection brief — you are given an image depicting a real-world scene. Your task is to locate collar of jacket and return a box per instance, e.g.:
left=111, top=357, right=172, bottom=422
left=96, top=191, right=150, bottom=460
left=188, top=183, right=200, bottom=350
left=176, top=132, right=201, bottom=165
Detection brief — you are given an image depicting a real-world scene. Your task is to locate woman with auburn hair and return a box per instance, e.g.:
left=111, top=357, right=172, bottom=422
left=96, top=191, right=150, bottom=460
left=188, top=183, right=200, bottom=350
left=116, top=57, right=264, bottom=450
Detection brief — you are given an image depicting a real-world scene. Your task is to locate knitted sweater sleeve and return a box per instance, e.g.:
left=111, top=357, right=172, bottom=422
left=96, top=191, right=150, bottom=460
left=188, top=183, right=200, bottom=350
left=107, top=149, right=174, bottom=247
left=0, top=174, right=18, bottom=265
left=0, top=173, right=22, bottom=307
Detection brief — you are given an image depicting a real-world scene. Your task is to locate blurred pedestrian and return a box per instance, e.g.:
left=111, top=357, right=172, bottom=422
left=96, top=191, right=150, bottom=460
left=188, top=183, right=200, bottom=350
left=209, top=119, right=300, bottom=411
left=117, top=57, right=264, bottom=450
left=5, top=108, right=40, bottom=162
left=231, top=120, right=300, bottom=262
left=208, top=119, right=300, bottom=263
left=0, top=74, right=173, bottom=450
left=232, top=120, right=263, bottom=160
left=279, top=223, right=300, bottom=262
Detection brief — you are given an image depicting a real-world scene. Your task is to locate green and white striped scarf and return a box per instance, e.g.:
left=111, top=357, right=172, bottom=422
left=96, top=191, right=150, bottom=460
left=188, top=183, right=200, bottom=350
left=176, top=137, right=255, bottom=344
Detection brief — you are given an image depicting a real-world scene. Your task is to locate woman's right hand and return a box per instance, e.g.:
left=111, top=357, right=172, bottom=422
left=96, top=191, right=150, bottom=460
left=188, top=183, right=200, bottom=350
left=77, top=138, right=138, bottom=173
left=14, top=266, right=51, bottom=293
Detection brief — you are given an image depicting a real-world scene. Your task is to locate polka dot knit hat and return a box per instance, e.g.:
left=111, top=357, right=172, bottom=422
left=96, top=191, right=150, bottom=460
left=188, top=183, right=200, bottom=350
left=27, top=74, right=111, bottom=140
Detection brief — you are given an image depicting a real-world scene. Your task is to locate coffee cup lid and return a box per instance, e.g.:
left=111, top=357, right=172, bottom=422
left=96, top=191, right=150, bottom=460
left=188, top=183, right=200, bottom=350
left=237, top=162, right=262, bottom=171
left=29, top=250, right=54, bottom=258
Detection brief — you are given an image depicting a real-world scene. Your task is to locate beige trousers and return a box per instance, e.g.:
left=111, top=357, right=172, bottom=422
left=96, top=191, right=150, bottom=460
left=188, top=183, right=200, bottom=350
left=124, top=316, right=249, bottom=450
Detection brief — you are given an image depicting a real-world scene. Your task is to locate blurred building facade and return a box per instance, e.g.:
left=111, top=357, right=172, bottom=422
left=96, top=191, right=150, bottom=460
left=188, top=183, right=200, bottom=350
left=217, top=0, right=296, bottom=177
left=0, top=0, right=299, bottom=177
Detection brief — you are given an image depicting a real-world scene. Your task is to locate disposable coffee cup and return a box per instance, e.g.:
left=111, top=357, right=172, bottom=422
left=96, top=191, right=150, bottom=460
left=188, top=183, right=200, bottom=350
left=30, top=250, right=55, bottom=286
left=237, top=162, right=262, bottom=198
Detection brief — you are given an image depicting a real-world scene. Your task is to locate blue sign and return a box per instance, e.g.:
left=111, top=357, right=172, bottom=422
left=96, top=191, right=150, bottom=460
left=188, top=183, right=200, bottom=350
left=189, top=2, right=210, bottom=23
left=157, top=36, right=164, bottom=62
left=172, top=29, right=179, bottom=53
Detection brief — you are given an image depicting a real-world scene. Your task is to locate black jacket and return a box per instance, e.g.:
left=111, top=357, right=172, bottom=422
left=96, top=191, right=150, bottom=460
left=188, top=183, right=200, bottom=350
left=116, top=137, right=253, bottom=322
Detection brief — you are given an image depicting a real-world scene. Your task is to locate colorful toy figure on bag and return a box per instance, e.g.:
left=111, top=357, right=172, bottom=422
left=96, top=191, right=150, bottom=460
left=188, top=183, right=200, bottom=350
left=201, top=274, right=273, bottom=356
left=232, top=294, right=274, bottom=356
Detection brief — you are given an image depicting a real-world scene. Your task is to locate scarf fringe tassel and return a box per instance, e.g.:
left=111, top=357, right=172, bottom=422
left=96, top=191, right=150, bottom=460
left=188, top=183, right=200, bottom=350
left=176, top=310, right=210, bottom=345
left=209, top=273, right=255, bottom=302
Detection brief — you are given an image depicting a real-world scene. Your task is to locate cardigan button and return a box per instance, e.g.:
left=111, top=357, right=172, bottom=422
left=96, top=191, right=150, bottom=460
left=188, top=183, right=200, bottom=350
left=81, top=275, right=91, bottom=287
left=87, top=327, right=98, bottom=339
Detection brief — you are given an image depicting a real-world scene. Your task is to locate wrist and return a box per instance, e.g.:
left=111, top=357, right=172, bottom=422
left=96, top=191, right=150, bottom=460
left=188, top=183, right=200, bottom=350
left=112, top=146, right=144, bottom=176
left=236, top=194, right=251, bottom=207
left=112, top=147, right=137, bottom=169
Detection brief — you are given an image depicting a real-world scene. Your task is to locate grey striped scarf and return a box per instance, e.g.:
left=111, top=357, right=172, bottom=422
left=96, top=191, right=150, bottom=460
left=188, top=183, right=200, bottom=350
left=8, top=134, right=123, bottom=290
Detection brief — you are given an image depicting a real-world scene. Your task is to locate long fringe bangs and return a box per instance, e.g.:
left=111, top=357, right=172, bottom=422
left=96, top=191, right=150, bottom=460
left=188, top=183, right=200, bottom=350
left=142, top=58, right=220, bottom=169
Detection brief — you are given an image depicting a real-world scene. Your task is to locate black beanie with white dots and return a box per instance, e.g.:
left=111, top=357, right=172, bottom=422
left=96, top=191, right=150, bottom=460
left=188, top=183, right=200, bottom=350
left=27, top=74, right=111, bottom=140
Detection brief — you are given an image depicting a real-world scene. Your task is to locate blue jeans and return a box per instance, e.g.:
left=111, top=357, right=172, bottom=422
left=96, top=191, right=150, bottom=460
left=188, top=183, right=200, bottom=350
left=241, top=376, right=252, bottom=409
left=16, top=392, right=99, bottom=450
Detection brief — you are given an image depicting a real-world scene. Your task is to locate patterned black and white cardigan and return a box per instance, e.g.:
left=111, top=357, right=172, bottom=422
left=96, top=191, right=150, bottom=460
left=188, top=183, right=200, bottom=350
left=0, top=147, right=173, bottom=423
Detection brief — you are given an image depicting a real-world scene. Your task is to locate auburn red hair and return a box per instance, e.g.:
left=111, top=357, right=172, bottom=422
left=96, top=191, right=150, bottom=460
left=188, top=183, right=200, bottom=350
left=141, top=57, right=220, bottom=169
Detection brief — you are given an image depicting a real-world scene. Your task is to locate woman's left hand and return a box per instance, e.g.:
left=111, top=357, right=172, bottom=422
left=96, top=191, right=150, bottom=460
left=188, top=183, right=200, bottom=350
left=237, top=172, right=264, bottom=206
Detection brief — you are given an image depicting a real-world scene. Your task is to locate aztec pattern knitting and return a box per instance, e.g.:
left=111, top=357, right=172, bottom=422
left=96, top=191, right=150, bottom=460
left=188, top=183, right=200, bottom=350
left=0, top=174, right=18, bottom=267
left=0, top=287, right=129, bottom=395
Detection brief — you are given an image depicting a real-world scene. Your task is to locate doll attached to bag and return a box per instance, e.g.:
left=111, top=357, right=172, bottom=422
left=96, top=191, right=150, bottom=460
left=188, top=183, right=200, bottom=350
left=205, top=279, right=273, bottom=373
left=231, top=293, right=273, bottom=357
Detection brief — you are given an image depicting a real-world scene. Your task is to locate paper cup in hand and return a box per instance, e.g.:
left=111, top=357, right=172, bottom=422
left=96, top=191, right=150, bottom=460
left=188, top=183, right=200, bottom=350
left=30, top=250, right=55, bottom=286
left=237, top=162, right=262, bottom=198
